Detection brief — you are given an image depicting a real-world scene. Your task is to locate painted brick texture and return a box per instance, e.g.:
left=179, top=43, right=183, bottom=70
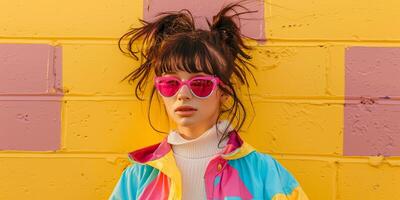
left=0, top=0, right=399, bottom=200
left=0, top=44, right=62, bottom=151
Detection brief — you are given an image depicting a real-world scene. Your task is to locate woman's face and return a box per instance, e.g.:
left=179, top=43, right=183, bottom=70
left=157, top=70, right=228, bottom=139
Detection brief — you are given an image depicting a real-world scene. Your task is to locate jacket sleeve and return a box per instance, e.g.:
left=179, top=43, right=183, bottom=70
left=267, top=157, right=309, bottom=200
left=108, top=164, right=139, bottom=200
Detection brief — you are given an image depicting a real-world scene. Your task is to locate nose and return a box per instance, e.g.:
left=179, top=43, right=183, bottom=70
left=176, top=84, right=192, bottom=100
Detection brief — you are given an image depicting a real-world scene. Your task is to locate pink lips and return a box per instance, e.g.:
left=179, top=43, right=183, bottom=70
left=175, top=106, right=197, bottom=116
left=175, top=106, right=197, bottom=112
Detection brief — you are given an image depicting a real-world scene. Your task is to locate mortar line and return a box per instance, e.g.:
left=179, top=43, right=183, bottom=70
left=3, top=37, right=400, bottom=46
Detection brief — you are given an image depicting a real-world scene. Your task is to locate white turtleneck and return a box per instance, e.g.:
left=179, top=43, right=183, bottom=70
left=167, top=120, right=234, bottom=200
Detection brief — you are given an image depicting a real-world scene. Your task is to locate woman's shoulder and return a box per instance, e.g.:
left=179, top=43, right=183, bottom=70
left=238, top=149, right=284, bottom=167
left=232, top=150, right=307, bottom=198
left=226, top=148, right=309, bottom=199
left=247, top=150, right=297, bottom=176
left=123, top=161, right=158, bottom=175
left=235, top=150, right=300, bottom=185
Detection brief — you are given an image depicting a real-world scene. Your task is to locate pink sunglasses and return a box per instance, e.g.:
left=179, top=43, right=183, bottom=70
left=154, top=75, right=221, bottom=98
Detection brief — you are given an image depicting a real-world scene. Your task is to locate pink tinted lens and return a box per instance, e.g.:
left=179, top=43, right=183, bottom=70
left=190, top=78, right=215, bottom=97
left=157, top=78, right=180, bottom=97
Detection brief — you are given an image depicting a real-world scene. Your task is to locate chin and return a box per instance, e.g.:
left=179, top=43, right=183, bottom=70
left=175, top=117, right=197, bottom=126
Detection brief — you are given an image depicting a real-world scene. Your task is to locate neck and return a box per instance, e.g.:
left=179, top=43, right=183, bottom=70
left=176, top=117, right=219, bottom=140
left=167, top=119, right=234, bottom=158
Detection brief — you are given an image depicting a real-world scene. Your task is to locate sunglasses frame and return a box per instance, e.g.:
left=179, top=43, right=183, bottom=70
left=154, top=75, right=221, bottom=99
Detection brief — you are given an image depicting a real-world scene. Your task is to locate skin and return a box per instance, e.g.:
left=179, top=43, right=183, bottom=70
left=158, top=70, right=229, bottom=140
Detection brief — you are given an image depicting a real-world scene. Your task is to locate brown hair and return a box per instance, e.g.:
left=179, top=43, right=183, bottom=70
left=118, top=0, right=260, bottom=147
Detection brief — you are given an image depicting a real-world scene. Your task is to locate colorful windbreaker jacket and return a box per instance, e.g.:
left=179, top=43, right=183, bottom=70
left=109, top=130, right=309, bottom=200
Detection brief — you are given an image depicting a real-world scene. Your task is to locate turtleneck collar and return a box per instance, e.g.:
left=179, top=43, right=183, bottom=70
left=167, top=120, right=234, bottom=159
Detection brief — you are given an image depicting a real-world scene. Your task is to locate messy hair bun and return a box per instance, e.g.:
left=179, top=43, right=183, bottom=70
left=207, top=2, right=258, bottom=86
left=118, top=0, right=260, bottom=143
left=118, top=9, right=196, bottom=99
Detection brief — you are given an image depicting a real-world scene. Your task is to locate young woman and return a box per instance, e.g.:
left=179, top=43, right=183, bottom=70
left=109, top=1, right=309, bottom=200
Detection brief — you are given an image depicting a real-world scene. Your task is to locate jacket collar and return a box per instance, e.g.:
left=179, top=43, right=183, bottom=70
left=128, top=130, right=255, bottom=164
left=127, top=130, right=255, bottom=200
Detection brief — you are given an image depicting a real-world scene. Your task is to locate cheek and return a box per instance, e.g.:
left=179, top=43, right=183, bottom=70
left=201, top=94, right=221, bottom=111
left=161, top=98, right=175, bottom=115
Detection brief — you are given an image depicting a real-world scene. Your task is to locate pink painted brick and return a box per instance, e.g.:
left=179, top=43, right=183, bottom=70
left=143, top=0, right=265, bottom=40
left=0, top=44, right=62, bottom=151
left=0, top=44, right=62, bottom=95
left=0, top=100, right=61, bottom=151
left=345, top=46, right=400, bottom=97
left=344, top=103, right=400, bottom=156
left=344, top=46, right=400, bottom=156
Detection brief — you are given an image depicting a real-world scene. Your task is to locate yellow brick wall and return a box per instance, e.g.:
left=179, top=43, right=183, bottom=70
left=1, top=1, right=400, bottom=200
